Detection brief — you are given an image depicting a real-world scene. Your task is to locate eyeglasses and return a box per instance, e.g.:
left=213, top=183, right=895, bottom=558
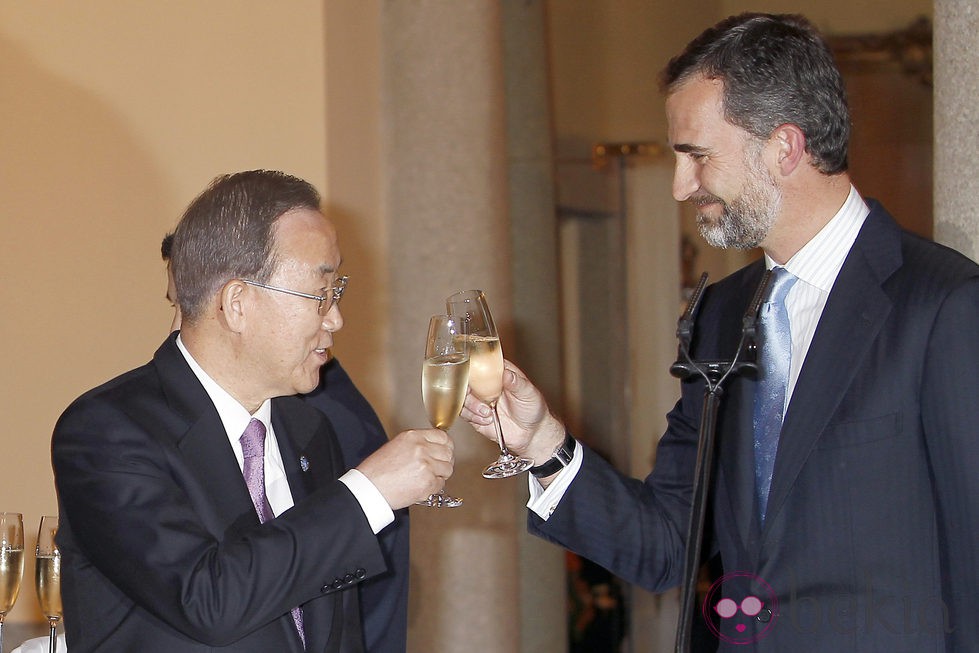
left=241, top=275, right=348, bottom=316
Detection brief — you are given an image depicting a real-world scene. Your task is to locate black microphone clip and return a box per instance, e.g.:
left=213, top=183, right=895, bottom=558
left=669, top=269, right=774, bottom=385
left=737, top=268, right=774, bottom=377
left=670, top=272, right=709, bottom=380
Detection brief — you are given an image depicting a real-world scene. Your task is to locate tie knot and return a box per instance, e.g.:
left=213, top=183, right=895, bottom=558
left=240, top=418, right=266, bottom=460
left=766, top=267, right=798, bottom=305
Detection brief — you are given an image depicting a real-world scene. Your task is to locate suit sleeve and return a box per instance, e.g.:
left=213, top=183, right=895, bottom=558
left=920, top=275, right=979, bottom=649
left=52, top=395, right=385, bottom=647
left=528, top=389, right=700, bottom=593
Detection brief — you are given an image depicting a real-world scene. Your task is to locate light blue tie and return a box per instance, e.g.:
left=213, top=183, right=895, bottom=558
left=240, top=419, right=306, bottom=648
left=753, top=268, right=798, bottom=523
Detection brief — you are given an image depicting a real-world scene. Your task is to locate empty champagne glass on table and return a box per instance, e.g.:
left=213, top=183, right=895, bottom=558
left=418, top=314, right=470, bottom=508
left=0, top=513, right=24, bottom=653
left=446, top=290, right=534, bottom=478
left=35, top=516, right=61, bottom=653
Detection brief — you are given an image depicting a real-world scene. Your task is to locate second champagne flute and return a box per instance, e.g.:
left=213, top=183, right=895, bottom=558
left=35, top=516, right=62, bottom=653
left=0, top=513, right=24, bottom=653
left=446, top=290, right=534, bottom=478
left=418, top=314, right=470, bottom=508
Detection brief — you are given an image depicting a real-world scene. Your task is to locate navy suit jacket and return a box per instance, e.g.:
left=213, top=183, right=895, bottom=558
left=52, top=335, right=387, bottom=652
left=532, top=202, right=979, bottom=651
left=303, top=358, right=410, bottom=653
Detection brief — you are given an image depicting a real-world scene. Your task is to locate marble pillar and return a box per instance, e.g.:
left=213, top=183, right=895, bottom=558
left=380, top=2, right=563, bottom=651
left=934, top=0, right=979, bottom=260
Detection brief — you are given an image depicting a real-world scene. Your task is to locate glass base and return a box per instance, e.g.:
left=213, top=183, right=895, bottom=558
left=482, top=453, right=534, bottom=479
left=416, top=492, right=463, bottom=508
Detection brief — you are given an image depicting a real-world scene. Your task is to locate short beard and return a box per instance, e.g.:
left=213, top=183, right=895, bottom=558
left=695, top=148, right=781, bottom=250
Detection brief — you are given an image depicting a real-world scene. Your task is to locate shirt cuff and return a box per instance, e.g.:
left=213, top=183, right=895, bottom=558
left=339, top=468, right=395, bottom=534
left=527, top=443, right=584, bottom=520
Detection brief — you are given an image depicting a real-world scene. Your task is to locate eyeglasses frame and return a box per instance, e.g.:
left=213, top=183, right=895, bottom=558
left=241, top=275, right=348, bottom=316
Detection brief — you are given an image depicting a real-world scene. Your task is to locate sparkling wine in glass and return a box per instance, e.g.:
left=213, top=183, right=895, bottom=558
left=35, top=516, right=61, bottom=653
left=0, top=513, right=25, bottom=653
left=417, top=314, right=470, bottom=508
left=446, top=290, right=534, bottom=478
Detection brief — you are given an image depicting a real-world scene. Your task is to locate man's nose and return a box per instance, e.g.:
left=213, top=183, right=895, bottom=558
left=672, top=157, right=699, bottom=202
left=321, top=304, right=344, bottom=332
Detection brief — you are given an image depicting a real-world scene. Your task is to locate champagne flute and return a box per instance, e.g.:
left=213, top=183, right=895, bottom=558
left=417, top=314, right=470, bottom=508
left=446, top=290, right=534, bottom=478
left=35, top=516, right=61, bottom=653
left=0, top=513, right=24, bottom=653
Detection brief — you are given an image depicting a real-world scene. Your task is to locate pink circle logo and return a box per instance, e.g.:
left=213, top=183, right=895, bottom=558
left=701, top=571, right=779, bottom=645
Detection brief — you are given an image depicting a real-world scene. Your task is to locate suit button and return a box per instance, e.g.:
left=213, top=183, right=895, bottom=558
left=332, top=578, right=344, bottom=590
left=344, top=573, right=355, bottom=583
left=355, top=568, right=367, bottom=579
left=756, top=608, right=773, bottom=623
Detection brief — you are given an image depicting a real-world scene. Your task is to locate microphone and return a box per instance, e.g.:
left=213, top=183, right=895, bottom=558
left=737, top=268, right=773, bottom=375
left=669, top=269, right=773, bottom=383
left=670, top=273, right=709, bottom=380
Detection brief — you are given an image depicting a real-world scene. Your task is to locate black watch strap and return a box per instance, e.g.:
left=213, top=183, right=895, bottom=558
left=529, top=432, right=577, bottom=478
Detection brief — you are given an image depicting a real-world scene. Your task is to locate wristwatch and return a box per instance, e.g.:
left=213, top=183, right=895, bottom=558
left=529, top=432, right=577, bottom=478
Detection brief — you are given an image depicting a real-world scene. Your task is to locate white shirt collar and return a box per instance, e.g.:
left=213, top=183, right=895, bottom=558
left=768, top=184, right=869, bottom=293
left=175, top=334, right=272, bottom=444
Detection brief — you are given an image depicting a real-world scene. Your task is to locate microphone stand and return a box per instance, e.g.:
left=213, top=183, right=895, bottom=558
left=671, top=270, right=772, bottom=653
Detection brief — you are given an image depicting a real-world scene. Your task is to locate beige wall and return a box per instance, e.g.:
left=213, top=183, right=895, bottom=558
left=322, top=2, right=391, bottom=421
left=0, top=0, right=329, bottom=624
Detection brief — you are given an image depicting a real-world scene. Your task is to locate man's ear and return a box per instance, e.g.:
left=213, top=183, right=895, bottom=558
left=219, top=279, right=249, bottom=333
left=771, top=123, right=807, bottom=175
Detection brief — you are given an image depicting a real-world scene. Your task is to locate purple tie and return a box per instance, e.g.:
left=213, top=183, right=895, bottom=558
left=240, top=418, right=306, bottom=648
left=752, top=268, right=798, bottom=524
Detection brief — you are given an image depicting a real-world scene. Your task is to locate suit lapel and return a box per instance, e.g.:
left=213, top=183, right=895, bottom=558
left=719, top=373, right=764, bottom=555
left=272, top=399, right=313, bottom=503
left=272, top=396, right=346, bottom=500
left=763, top=205, right=902, bottom=532
left=177, top=411, right=258, bottom=534
left=153, top=335, right=257, bottom=535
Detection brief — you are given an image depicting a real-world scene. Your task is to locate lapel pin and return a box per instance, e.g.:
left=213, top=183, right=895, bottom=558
left=300, top=455, right=310, bottom=472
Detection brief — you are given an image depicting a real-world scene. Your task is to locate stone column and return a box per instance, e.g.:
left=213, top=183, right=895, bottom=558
left=934, top=0, right=979, bottom=260
left=381, top=2, right=561, bottom=651
left=501, top=2, right=568, bottom=651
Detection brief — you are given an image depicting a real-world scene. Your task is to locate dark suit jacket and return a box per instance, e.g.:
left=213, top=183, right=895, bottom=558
left=532, top=202, right=979, bottom=651
left=303, top=359, right=410, bottom=653
left=52, top=335, right=387, bottom=652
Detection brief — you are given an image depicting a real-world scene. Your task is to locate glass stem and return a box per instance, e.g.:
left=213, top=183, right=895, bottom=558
left=48, top=620, right=56, bottom=653
left=490, top=404, right=512, bottom=456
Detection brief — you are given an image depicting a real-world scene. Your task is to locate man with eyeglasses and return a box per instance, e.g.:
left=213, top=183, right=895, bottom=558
left=159, top=232, right=409, bottom=653
left=52, top=170, right=451, bottom=652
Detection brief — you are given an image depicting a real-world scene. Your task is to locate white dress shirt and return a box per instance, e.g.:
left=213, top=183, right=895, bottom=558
left=175, top=335, right=393, bottom=533
left=778, top=185, right=869, bottom=406
left=529, top=185, right=870, bottom=520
